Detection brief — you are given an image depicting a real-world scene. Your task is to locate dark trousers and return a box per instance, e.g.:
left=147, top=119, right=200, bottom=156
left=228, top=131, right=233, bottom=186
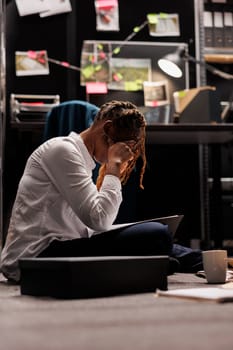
left=38, top=222, right=173, bottom=258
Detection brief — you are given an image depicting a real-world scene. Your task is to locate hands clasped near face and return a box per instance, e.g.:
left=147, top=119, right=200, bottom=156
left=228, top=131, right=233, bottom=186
left=107, top=140, right=137, bottom=172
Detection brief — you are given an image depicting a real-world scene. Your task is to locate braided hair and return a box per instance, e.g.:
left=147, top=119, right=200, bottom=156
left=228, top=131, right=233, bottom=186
left=94, top=100, right=147, bottom=190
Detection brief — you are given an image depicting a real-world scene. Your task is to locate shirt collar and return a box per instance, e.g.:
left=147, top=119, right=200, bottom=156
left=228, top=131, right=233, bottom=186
left=69, top=132, right=96, bottom=170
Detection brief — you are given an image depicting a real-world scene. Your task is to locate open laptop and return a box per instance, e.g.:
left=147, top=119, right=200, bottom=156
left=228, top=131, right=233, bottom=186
left=110, top=214, right=184, bottom=237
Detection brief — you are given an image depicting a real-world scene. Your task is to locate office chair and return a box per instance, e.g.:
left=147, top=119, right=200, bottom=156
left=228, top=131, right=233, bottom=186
left=43, top=99, right=100, bottom=141
left=43, top=99, right=100, bottom=181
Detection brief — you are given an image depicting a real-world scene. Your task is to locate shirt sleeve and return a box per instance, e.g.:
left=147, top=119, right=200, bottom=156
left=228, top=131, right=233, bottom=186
left=41, top=140, right=123, bottom=232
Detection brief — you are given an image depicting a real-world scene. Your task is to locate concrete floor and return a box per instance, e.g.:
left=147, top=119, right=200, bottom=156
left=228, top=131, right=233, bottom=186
left=1, top=273, right=233, bottom=350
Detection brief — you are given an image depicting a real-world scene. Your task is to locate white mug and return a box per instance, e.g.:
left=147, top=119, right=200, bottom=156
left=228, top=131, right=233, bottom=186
left=202, top=250, right=227, bottom=284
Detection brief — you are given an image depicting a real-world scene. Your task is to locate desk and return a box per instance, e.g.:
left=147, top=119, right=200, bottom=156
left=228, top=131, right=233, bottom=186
left=11, top=121, right=233, bottom=142
left=146, top=123, right=233, bottom=144
left=11, top=121, right=233, bottom=248
left=11, top=121, right=45, bottom=131
left=146, top=123, right=233, bottom=249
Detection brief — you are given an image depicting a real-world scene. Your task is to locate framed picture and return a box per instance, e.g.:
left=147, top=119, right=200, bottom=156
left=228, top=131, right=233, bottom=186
left=143, top=81, right=169, bottom=107
left=147, top=13, right=180, bottom=37
left=15, top=50, right=49, bottom=76
left=109, top=58, right=151, bottom=91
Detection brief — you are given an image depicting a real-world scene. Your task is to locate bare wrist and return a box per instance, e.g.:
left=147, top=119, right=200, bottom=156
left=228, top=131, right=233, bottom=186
left=105, top=160, right=122, bottom=178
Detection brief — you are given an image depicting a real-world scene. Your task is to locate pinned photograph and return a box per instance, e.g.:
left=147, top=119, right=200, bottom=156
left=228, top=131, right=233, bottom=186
left=95, top=0, right=119, bottom=32
left=15, top=50, right=50, bottom=76
left=15, top=0, right=50, bottom=17
left=143, top=81, right=169, bottom=107
left=39, top=0, right=72, bottom=18
left=15, top=0, right=72, bottom=18
left=147, top=13, right=180, bottom=37
left=109, top=58, right=151, bottom=91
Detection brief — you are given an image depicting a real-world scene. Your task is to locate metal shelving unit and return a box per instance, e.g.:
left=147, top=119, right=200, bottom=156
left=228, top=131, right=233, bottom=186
left=196, top=0, right=233, bottom=248
left=0, top=0, right=6, bottom=251
left=193, top=0, right=212, bottom=248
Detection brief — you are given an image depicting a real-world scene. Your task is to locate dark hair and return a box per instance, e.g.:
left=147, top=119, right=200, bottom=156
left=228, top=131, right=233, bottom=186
left=95, top=100, right=147, bottom=190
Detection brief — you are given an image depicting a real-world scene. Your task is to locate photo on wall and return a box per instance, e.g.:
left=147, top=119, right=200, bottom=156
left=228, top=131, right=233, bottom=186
left=80, top=42, right=111, bottom=85
left=95, top=0, right=119, bottom=31
left=109, top=58, right=151, bottom=91
left=15, top=50, right=50, bottom=76
left=80, top=41, right=152, bottom=91
left=143, top=80, right=169, bottom=107
left=147, top=13, right=180, bottom=37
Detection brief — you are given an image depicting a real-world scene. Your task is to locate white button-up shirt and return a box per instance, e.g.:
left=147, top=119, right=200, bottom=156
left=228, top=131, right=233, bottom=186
left=1, top=132, right=122, bottom=281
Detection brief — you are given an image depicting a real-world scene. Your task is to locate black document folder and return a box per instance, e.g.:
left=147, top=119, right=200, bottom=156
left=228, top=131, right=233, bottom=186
left=213, top=11, right=224, bottom=47
left=19, top=256, right=169, bottom=299
left=204, top=11, right=214, bottom=47
left=223, top=12, right=233, bottom=47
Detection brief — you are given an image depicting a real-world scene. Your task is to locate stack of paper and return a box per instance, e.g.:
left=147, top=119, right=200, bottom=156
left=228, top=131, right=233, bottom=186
left=157, top=285, right=233, bottom=303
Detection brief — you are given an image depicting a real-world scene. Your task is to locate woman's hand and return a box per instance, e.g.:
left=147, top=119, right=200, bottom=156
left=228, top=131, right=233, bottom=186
left=108, top=141, right=135, bottom=163
left=105, top=141, right=136, bottom=178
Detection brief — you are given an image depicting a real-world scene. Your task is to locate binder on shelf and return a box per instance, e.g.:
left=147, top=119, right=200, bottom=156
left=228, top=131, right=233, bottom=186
left=204, top=11, right=214, bottom=47
left=223, top=12, right=233, bottom=47
left=213, top=11, right=224, bottom=47
left=173, top=86, right=222, bottom=124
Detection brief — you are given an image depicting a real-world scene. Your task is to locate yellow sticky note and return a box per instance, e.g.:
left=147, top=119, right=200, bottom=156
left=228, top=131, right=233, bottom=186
left=159, top=13, right=168, bottom=19
left=133, top=26, right=140, bottom=33
left=124, top=81, right=141, bottom=91
left=178, top=90, right=187, bottom=98
left=113, top=47, right=121, bottom=55
left=147, top=14, right=158, bottom=24
left=94, top=64, right=102, bottom=72
left=81, top=65, right=95, bottom=79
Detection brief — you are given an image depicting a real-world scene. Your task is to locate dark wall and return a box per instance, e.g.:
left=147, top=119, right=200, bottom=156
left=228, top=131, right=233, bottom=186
left=6, top=0, right=78, bottom=101
left=6, top=0, right=197, bottom=105
left=4, top=0, right=200, bottom=243
left=6, top=0, right=232, bottom=103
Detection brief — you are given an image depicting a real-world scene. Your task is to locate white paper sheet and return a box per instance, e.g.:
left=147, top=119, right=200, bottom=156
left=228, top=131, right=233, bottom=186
left=15, top=0, right=51, bottom=17
left=157, top=287, right=233, bottom=303
left=39, top=0, right=72, bottom=18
